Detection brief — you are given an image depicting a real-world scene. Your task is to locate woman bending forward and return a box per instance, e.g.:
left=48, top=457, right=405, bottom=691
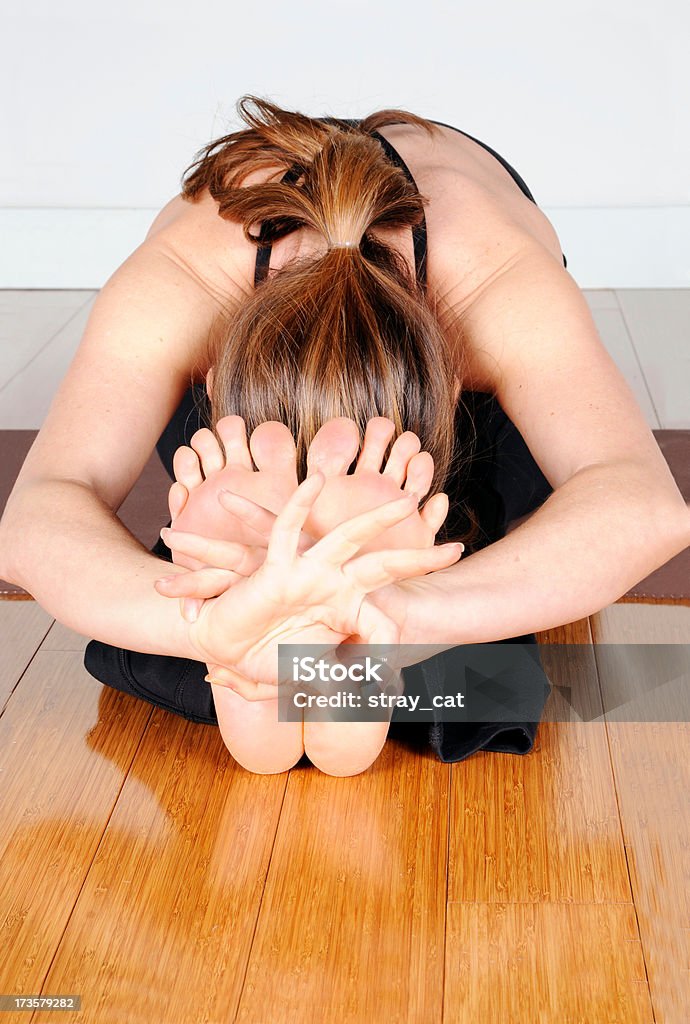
left=1, top=97, right=688, bottom=775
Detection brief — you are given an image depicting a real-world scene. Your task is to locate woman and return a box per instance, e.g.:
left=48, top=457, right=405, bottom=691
left=1, top=97, right=687, bottom=774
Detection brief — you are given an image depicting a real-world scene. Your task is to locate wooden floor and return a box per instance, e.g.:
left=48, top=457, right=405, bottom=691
left=1, top=287, right=688, bottom=1020
left=0, top=600, right=688, bottom=1024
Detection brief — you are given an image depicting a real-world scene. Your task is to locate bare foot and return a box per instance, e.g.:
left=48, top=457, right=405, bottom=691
left=166, top=416, right=449, bottom=776
left=170, top=416, right=446, bottom=556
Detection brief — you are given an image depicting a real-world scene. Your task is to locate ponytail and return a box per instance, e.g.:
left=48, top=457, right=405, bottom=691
left=182, top=96, right=479, bottom=544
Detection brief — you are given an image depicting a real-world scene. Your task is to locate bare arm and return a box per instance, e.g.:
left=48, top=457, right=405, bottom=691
left=372, top=461, right=690, bottom=645
left=371, top=247, right=690, bottom=644
left=0, top=215, right=243, bottom=659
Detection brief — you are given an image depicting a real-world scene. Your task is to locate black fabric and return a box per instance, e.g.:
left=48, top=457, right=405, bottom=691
left=253, top=161, right=305, bottom=288
left=84, top=114, right=559, bottom=764
left=85, top=383, right=554, bottom=761
left=368, top=127, right=428, bottom=289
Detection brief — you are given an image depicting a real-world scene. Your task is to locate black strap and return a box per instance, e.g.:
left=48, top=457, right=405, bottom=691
left=368, top=128, right=428, bottom=290
left=253, top=119, right=428, bottom=290
left=253, top=162, right=304, bottom=288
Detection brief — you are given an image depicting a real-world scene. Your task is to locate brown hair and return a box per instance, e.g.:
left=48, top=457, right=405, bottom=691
left=181, top=95, right=480, bottom=546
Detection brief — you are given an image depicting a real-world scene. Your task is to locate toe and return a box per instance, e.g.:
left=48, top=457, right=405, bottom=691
left=167, top=480, right=188, bottom=523
left=403, top=450, right=435, bottom=498
left=215, top=415, right=254, bottom=470
left=382, top=431, right=422, bottom=486
left=249, top=421, right=299, bottom=488
left=419, top=492, right=450, bottom=535
left=172, top=445, right=204, bottom=490
left=306, top=417, right=361, bottom=477
left=190, top=427, right=225, bottom=477
left=355, top=417, right=396, bottom=474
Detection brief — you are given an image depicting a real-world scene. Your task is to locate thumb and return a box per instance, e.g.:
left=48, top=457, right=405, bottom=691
left=357, top=598, right=401, bottom=647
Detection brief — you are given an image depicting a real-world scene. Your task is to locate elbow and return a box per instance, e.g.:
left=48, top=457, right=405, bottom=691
left=654, top=499, right=690, bottom=560
left=0, top=535, right=15, bottom=586
left=0, top=497, right=35, bottom=587
left=0, top=518, right=21, bottom=586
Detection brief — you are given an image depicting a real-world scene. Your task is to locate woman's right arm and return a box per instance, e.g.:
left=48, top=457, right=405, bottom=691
left=0, top=223, right=240, bottom=660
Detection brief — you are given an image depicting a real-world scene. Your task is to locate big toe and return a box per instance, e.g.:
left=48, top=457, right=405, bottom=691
left=249, top=421, right=298, bottom=487
left=306, top=417, right=361, bottom=477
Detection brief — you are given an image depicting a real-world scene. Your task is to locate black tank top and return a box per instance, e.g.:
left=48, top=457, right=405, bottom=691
left=253, top=116, right=567, bottom=288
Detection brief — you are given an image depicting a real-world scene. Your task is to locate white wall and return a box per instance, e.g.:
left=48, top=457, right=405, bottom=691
left=2, top=0, right=688, bottom=287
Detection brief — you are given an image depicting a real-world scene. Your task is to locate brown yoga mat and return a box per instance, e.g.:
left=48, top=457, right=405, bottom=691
left=1, top=429, right=688, bottom=603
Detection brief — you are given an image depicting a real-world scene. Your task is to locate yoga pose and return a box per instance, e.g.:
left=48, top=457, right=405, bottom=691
left=163, top=411, right=462, bottom=775
left=1, top=97, right=688, bottom=776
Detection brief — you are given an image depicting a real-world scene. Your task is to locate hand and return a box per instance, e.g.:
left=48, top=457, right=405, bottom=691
left=186, top=470, right=464, bottom=700
left=156, top=416, right=451, bottom=609
left=162, top=416, right=284, bottom=622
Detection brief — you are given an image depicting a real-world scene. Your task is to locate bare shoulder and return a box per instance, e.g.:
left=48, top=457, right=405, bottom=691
left=445, top=247, right=671, bottom=492
left=380, top=121, right=567, bottom=388
left=142, top=188, right=253, bottom=305
left=12, top=193, right=255, bottom=510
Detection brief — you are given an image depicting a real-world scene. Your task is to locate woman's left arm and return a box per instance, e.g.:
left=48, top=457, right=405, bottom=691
left=370, top=247, right=690, bottom=645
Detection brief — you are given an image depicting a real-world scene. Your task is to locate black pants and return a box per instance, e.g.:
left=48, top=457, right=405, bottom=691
left=84, top=387, right=553, bottom=763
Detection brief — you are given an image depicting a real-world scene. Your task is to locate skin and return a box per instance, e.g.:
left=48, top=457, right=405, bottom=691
left=1, top=119, right=688, bottom=734
left=165, top=413, right=449, bottom=776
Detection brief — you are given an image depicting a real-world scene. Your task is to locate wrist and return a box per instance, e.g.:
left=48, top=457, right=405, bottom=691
left=364, top=581, right=413, bottom=644
left=184, top=597, right=217, bottom=663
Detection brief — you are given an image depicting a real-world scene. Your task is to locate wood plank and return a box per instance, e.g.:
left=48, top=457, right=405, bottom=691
left=0, top=290, right=93, bottom=391
left=0, top=297, right=96, bottom=429
left=445, top=902, right=653, bottom=1023
left=234, top=745, right=449, bottom=1024
left=0, top=602, right=53, bottom=709
left=449, top=618, right=630, bottom=902
left=39, top=708, right=287, bottom=1024
left=590, top=603, right=690, bottom=1024
left=583, top=289, right=620, bottom=311
left=588, top=306, right=659, bottom=428
left=0, top=652, right=151, bottom=1005
left=39, top=619, right=90, bottom=652
left=616, top=289, right=690, bottom=429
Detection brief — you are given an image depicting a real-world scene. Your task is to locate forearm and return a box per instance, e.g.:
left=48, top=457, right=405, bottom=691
left=384, top=461, right=690, bottom=646
left=0, top=478, right=199, bottom=659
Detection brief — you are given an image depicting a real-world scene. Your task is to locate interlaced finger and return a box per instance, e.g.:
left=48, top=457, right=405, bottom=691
left=154, top=566, right=241, bottom=599
left=205, top=664, right=282, bottom=702
left=305, top=493, right=418, bottom=567
left=343, top=542, right=464, bottom=591
left=217, top=490, right=318, bottom=552
left=265, top=471, right=326, bottom=564
left=160, top=527, right=265, bottom=575
left=217, top=489, right=278, bottom=541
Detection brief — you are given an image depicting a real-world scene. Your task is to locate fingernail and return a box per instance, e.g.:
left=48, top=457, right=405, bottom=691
left=205, top=674, right=236, bottom=691
left=442, top=542, right=464, bottom=553
left=160, top=526, right=170, bottom=537
left=155, top=575, right=176, bottom=584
